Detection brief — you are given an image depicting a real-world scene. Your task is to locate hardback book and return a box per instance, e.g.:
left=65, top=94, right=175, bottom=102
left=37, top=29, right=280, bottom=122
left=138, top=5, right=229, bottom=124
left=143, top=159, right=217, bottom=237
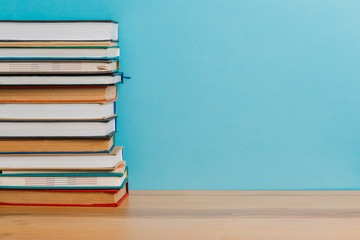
left=0, top=102, right=116, bottom=120
left=0, top=137, right=115, bottom=154
left=0, top=116, right=116, bottom=138
left=0, top=40, right=119, bottom=47
left=0, top=85, right=117, bottom=103
left=0, top=47, right=119, bottom=59
left=0, top=20, right=118, bottom=41
left=0, top=167, right=128, bottom=190
left=2, top=161, right=126, bottom=174
left=0, top=59, right=118, bottom=74
left=0, top=146, right=123, bottom=170
left=0, top=72, right=122, bottom=86
left=0, top=181, right=129, bottom=207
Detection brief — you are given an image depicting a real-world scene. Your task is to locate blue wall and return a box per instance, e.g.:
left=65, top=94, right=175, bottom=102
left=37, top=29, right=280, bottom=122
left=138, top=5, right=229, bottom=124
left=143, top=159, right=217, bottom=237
left=2, top=0, right=360, bottom=189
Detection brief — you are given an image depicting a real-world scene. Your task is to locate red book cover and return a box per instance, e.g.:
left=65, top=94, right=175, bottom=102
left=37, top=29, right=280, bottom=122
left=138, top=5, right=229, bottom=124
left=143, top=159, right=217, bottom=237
left=0, top=192, right=129, bottom=207
left=0, top=181, right=129, bottom=207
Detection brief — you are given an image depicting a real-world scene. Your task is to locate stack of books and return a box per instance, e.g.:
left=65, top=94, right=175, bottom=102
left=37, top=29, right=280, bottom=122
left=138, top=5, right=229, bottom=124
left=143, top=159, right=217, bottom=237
left=0, top=20, right=128, bottom=207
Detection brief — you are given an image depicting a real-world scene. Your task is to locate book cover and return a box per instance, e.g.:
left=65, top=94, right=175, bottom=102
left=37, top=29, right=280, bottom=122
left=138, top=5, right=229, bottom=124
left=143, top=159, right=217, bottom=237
left=0, top=181, right=129, bottom=207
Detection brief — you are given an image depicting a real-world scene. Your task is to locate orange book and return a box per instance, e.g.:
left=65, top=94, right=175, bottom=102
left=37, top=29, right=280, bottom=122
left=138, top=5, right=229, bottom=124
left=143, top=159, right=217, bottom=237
left=0, top=85, right=117, bottom=103
left=0, top=137, right=114, bottom=153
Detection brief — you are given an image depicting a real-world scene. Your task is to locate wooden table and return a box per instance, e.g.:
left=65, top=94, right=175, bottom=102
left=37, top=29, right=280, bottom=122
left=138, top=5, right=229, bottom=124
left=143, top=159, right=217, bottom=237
left=1, top=190, right=360, bottom=239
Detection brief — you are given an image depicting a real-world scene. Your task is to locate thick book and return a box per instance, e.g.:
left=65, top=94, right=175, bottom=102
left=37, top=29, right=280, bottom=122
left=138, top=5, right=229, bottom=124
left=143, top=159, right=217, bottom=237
left=0, top=181, right=129, bottom=207
left=0, top=146, right=123, bottom=170
left=0, top=85, right=117, bottom=103
left=0, top=40, right=119, bottom=47
left=0, top=116, right=116, bottom=138
left=0, top=47, right=119, bottom=60
left=2, top=161, right=126, bottom=174
left=0, top=137, right=114, bottom=154
left=0, top=167, right=128, bottom=190
left=0, top=102, right=116, bottom=120
left=0, top=59, right=118, bottom=74
left=0, top=20, right=118, bottom=41
left=0, top=72, right=122, bottom=86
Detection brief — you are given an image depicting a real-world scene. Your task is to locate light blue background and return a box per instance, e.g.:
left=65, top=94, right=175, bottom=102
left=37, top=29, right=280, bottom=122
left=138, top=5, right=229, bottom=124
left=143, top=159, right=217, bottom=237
left=1, top=0, right=360, bottom=190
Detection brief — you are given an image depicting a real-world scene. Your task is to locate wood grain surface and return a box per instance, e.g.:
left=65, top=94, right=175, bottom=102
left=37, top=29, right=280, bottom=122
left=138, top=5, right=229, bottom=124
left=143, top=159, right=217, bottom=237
left=1, top=190, right=360, bottom=239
